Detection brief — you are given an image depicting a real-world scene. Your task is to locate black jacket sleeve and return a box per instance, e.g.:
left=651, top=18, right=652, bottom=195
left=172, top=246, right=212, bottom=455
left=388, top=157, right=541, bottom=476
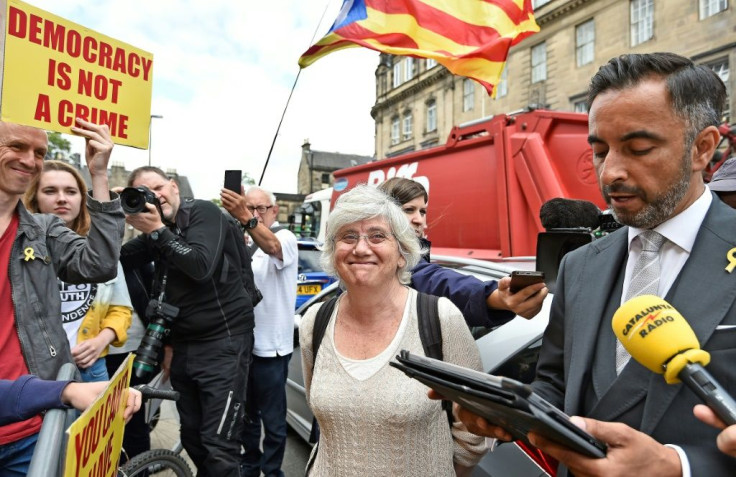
left=149, top=201, right=227, bottom=282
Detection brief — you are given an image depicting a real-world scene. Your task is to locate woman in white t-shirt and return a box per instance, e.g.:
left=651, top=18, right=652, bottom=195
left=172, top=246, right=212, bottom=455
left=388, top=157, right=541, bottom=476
left=24, top=160, right=132, bottom=382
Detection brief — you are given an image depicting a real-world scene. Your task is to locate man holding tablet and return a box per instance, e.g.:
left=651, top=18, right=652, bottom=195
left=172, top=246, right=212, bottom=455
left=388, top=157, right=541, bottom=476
left=445, top=53, right=736, bottom=476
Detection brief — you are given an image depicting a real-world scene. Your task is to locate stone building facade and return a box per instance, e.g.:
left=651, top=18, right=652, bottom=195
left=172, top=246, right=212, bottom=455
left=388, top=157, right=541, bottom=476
left=297, top=140, right=374, bottom=195
left=372, top=0, right=734, bottom=160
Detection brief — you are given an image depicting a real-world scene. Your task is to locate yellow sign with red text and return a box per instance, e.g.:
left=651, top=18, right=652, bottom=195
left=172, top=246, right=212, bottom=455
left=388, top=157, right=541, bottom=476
left=2, top=0, right=153, bottom=147
left=64, top=355, right=132, bottom=477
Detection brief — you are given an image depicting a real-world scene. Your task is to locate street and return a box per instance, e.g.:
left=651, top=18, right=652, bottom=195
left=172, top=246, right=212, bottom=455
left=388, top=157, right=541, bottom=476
left=154, top=400, right=311, bottom=476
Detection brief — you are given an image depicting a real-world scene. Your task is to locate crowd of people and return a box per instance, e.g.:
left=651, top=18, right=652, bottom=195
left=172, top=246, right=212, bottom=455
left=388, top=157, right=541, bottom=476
left=0, top=50, right=735, bottom=477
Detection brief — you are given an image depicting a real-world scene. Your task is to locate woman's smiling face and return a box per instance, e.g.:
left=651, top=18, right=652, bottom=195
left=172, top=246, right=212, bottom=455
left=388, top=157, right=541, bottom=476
left=333, top=217, right=406, bottom=289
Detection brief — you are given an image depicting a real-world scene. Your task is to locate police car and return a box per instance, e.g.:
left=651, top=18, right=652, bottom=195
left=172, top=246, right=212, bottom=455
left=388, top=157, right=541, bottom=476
left=296, top=239, right=337, bottom=310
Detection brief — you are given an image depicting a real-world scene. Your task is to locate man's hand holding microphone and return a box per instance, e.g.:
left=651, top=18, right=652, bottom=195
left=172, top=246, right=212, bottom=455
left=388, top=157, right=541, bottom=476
left=432, top=294, right=736, bottom=474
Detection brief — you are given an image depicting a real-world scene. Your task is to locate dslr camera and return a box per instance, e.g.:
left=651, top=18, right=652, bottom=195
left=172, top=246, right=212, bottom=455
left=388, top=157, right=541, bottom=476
left=120, top=185, right=162, bottom=215
left=133, top=298, right=180, bottom=379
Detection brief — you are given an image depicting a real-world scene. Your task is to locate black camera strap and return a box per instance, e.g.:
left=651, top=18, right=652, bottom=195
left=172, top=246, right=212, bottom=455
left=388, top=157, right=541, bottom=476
left=152, top=262, right=170, bottom=307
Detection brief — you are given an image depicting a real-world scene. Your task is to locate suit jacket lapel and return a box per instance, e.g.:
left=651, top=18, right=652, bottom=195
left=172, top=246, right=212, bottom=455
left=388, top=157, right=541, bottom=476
left=564, top=230, right=628, bottom=414
left=581, top=232, right=653, bottom=423
left=640, top=197, right=736, bottom=433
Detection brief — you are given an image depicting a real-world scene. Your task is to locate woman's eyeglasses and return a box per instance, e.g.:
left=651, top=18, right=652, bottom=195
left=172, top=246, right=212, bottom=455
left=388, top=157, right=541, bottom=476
left=334, top=232, right=393, bottom=246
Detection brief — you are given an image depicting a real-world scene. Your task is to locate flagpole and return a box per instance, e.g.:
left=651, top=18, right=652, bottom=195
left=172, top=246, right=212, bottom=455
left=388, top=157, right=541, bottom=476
left=257, top=0, right=334, bottom=186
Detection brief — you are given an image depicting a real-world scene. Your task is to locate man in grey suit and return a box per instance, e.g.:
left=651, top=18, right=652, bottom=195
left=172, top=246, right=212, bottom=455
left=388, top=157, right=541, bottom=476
left=453, top=53, right=736, bottom=475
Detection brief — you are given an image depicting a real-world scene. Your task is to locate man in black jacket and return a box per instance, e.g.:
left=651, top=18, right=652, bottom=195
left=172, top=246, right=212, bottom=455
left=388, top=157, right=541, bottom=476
left=121, top=166, right=255, bottom=477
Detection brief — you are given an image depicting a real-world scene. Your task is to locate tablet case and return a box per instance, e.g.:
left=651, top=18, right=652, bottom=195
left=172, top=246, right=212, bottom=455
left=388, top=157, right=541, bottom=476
left=390, top=350, right=607, bottom=458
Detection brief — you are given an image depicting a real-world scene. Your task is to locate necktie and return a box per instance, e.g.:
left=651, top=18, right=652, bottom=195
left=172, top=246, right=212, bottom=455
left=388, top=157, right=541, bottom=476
left=615, top=230, right=666, bottom=374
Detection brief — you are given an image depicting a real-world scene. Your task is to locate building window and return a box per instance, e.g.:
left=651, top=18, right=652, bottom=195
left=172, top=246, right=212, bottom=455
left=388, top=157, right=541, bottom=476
left=403, top=113, right=413, bottom=140
left=533, top=0, right=551, bottom=7
left=709, top=58, right=731, bottom=120
left=426, top=102, right=437, bottom=132
left=630, top=0, right=653, bottom=47
left=576, top=19, right=595, bottom=67
left=700, top=0, right=728, bottom=19
left=573, top=100, right=587, bottom=113
left=404, top=58, right=415, bottom=82
left=710, top=59, right=730, bottom=84
left=393, top=61, right=401, bottom=88
left=321, top=173, right=330, bottom=184
left=463, top=79, right=475, bottom=112
left=531, top=42, right=547, bottom=83
left=426, top=58, right=437, bottom=70
left=496, top=67, right=508, bottom=98
left=391, top=117, right=400, bottom=145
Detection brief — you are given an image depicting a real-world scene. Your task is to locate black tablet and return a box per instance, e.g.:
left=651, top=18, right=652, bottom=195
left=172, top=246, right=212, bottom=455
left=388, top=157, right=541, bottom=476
left=390, top=350, right=607, bottom=458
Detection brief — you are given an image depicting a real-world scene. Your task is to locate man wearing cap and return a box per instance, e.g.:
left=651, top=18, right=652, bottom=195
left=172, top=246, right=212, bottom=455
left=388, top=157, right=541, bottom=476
left=708, top=157, right=736, bottom=209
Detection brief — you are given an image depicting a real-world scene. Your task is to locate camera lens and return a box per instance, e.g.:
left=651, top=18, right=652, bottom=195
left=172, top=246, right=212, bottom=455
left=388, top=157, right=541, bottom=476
left=124, top=196, right=142, bottom=210
left=133, top=318, right=168, bottom=379
left=120, top=187, right=150, bottom=214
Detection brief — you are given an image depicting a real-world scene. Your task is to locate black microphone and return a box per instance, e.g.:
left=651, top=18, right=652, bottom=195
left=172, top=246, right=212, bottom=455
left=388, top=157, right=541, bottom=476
left=539, top=198, right=601, bottom=230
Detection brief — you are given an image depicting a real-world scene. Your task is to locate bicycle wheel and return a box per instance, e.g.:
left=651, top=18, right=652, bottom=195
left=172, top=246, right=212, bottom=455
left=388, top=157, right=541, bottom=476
left=119, top=449, right=194, bottom=477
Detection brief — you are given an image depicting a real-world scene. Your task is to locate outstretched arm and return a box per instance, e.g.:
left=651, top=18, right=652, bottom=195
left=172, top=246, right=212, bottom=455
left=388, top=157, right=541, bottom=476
left=411, top=261, right=546, bottom=327
left=221, top=188, right=283, bottom=259
left=1, top=377, right=142, bottom=425
left=72, top=118, right=113, bottom=202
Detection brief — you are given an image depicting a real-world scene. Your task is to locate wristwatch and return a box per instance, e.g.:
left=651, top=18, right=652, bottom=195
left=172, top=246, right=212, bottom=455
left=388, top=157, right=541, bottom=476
left=241, top=217, right=258, bottom=231
left=150, top=226, right=167, bottom=241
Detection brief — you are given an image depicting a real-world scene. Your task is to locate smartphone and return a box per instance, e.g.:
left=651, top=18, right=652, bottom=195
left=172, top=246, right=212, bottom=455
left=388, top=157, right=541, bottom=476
left=224, top=170, right=242, bottom=194
left=509, top=270, right=545, bottom=293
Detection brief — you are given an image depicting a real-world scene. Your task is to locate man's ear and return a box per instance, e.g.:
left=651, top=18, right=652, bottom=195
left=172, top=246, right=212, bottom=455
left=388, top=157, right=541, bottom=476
left=170, top=179, right=179, bottom=194
left=691, top=125, right=720, bottom=172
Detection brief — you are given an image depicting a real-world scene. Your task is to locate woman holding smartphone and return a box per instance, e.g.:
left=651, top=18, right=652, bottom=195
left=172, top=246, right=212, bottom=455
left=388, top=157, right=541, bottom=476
left=378, top=177, right=547, bottom=327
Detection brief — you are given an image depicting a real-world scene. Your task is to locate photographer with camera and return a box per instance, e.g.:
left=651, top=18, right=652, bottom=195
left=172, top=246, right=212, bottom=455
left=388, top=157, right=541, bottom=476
left=120, top=166, right=255, bottom=477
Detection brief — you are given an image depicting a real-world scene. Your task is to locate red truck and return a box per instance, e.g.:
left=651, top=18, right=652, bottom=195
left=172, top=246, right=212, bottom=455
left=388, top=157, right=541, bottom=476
left=331, top=109, right=607, bottom=260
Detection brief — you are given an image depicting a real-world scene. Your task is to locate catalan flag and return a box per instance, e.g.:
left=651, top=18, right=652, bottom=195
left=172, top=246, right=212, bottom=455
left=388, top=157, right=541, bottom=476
left=298, top=0, right=539, bottom=96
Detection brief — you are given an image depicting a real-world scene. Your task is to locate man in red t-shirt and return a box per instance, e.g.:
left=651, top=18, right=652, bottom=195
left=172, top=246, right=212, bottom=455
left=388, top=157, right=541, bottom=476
left=0, top=119, right=124, bottom=475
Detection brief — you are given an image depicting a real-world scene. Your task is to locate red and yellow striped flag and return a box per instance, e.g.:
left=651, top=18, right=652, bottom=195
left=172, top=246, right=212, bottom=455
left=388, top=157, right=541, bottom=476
left=298, top=0, right=540, bottom=96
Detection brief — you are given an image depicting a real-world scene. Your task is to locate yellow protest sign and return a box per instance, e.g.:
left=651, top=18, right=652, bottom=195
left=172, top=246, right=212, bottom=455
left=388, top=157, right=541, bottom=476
left=64, top=355, right=133, bottom=477
left=2, top=0, right=154, bottom=147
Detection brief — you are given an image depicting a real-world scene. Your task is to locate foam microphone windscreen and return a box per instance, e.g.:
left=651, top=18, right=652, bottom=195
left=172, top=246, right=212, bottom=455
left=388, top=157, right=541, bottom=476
left=539, top=198, right=601, bottom=230
left=612, top=295, right=711, bottom=383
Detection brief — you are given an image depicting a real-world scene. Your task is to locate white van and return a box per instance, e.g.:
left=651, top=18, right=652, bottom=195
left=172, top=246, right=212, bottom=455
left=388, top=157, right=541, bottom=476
left=291, top=187, right=332, bottom=243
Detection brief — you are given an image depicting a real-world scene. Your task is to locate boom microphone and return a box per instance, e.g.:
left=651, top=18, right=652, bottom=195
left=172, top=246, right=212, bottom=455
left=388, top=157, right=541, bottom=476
left=539, top=198, right=601, bottom=230
left=612, top=295, right=736, bottom=425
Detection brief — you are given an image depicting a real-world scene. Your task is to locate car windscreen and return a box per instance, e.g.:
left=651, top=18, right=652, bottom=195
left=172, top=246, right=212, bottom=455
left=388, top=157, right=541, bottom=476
left=298, top=248, right=323, bottom=273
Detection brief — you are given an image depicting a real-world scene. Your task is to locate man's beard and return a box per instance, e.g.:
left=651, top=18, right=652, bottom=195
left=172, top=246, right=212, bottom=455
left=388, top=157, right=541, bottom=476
left=602, top=150, right=692, bottom=229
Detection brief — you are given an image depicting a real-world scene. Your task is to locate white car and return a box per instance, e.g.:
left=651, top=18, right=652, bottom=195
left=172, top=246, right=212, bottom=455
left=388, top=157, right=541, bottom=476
left=286, top=255, right=557, bottom=476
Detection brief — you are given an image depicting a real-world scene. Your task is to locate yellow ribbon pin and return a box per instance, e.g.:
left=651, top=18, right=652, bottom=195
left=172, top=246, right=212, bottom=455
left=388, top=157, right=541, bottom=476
left=23, top=247, right=36, bottom=261
left=726, top=247, right=736, bottom=273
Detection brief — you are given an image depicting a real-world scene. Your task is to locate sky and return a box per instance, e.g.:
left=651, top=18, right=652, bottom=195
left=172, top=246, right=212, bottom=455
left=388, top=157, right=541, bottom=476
left=28, top=0, right=378, bottom=200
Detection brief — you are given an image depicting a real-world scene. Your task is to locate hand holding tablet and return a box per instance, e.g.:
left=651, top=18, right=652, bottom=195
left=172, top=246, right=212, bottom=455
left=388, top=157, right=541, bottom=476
left=391, top=350, right=607, bottom=458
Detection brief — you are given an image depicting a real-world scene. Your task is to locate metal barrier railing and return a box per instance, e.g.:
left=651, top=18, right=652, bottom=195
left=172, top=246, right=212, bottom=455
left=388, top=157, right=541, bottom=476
left=27, top=363, right=77, bottom=477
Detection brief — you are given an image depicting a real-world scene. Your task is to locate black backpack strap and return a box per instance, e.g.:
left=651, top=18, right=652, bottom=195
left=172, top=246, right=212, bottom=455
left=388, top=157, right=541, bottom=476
left=416, top=292, right=453, bottom=425
left=417, top=292, right=442, bottom=360
left=312, top=296, right=338, bottom=367
left=307, top=295, right=338, bottom=445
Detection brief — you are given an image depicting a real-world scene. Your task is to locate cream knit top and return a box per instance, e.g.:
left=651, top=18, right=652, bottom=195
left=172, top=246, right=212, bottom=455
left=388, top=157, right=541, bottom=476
left=300, top=289, right=487, bottom=476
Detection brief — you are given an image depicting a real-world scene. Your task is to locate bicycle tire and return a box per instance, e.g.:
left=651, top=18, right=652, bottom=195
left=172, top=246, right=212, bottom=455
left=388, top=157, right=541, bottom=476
left=119, top=449, right=193, bottom=477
